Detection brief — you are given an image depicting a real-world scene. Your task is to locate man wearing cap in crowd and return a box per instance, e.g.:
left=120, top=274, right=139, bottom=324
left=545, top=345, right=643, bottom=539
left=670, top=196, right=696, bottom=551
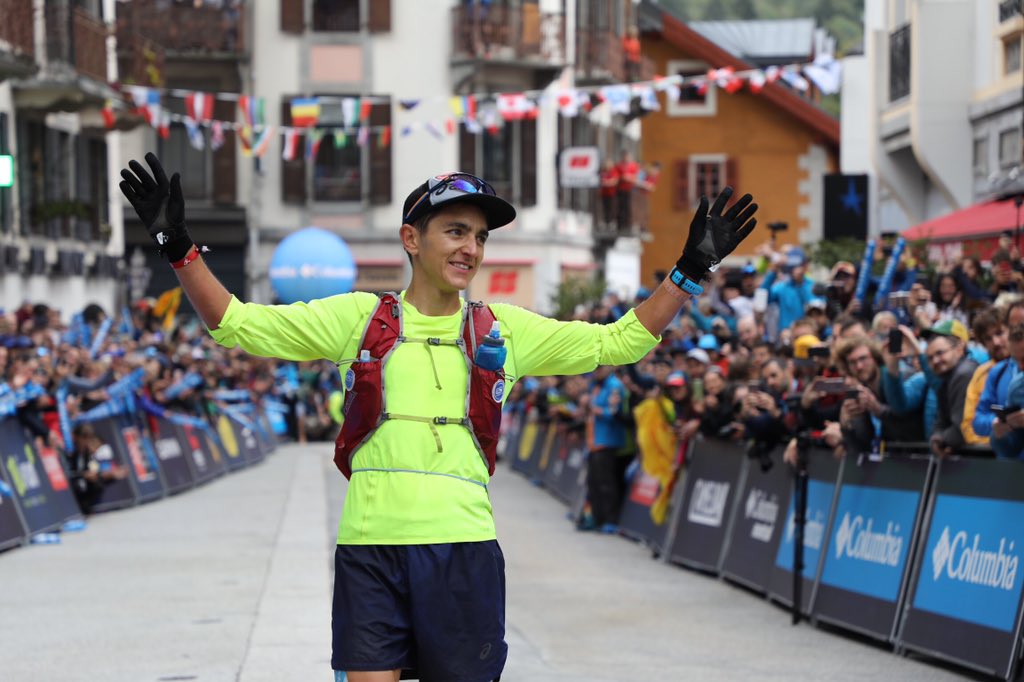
left=760, top=245, right=815, bottom=334
left=117, top=153, right=758, bottom=681
left=925, top=319, right=979, bottom=457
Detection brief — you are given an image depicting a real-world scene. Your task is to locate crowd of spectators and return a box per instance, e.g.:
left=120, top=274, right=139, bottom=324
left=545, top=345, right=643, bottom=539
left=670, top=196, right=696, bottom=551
left=1, top=297, right=340, bottom=513
left=502, top=236, right=1024, bottom=532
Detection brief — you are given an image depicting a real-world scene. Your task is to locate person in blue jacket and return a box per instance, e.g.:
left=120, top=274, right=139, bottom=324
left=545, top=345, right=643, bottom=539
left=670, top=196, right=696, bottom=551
left=759, top=246, right=815, bottom=334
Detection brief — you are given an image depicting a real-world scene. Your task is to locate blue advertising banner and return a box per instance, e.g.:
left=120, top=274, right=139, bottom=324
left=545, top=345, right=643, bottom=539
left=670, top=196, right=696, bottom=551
left=0, top=418, right=68, bottom=534
left=113, top=417, right=165, bottom=503
left=0, top=457, right=27, bottom=551
left=720, top=448, right=791, bottom=594
left=813, top=455, right=931, bottom=642
left=900, top=458, right=1024, bottom=679
left=913, top=495, right=1024, bottom=631
left=216, top=413, right=250, bottom=472
left=768, top=448, right=841, bottom=613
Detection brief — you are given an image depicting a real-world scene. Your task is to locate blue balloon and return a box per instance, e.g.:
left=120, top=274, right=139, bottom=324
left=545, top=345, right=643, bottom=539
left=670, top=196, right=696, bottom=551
left=269, top=227, right=357, bottom=303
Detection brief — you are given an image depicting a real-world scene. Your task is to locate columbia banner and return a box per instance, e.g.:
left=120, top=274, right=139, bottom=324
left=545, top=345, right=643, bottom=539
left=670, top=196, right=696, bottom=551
left=665, top=439, right=745, bottom=572
left=899, top=458, right=1024, bottom=680
left=0, top=418, right=76, bottom=533
left=768, top=448, right=842, bottom=613
left=720, top=448, right=790, bottom=593
left=813, top=455, right=931, bottom=642
left=0, top=454, right=27, bottom=550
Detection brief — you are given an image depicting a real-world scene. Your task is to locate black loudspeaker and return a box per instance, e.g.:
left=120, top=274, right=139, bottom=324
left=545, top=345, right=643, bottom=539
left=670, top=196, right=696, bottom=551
left=823, top=174, right=868, bottom=241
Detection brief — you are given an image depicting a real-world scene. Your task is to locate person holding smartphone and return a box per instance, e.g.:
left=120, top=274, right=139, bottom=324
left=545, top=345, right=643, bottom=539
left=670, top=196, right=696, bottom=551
left=982, top=323, right=1024, bottom=459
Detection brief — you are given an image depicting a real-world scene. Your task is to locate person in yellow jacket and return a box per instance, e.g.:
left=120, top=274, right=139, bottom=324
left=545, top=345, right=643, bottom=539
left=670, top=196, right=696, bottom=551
left=119, top=152, right=758, bottom=682
left=962, top=309, right=1009, bottom=446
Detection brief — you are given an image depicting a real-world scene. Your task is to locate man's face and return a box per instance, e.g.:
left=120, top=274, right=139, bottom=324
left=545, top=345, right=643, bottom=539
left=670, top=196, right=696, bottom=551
left=1010, top=336, right=1024, bottom=370
left=983, top=325, right=1010, bottom=362
left=926, top=337, right=963, bottom=376
left=404, top=204, right=488, bottom=294
left=752, top=346, right=771, bottom=369
left=762, top=362, right=789, bottom=393
left=737, top=317, right=758, bottom=348
left=846, top=344, right=878, bottom=384
left=1009, top=306, right=1024, bottom=329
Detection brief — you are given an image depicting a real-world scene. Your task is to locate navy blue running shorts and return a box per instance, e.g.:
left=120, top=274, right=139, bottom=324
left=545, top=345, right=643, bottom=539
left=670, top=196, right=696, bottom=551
left=331, top=540, right=507, bottom=682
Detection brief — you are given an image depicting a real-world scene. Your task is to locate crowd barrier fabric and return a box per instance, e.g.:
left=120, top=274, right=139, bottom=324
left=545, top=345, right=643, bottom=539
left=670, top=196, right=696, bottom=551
left=0, top=418, right=80, bottom=533
left=768, top=448, right=842, bottom=614
left=898, top=457, right=1024, bottom=680
left=216, top=413, right=252, bottom=472
left=510, top=412, right=544, bottom=479
left=812, top=454, right=932, bottom=643
left=719, top=448, right=791, bottom=593
left=0, top=454, right=27, bottom=550
left=541, top=428, right=587, bottom=506
left=114, top=415, right=166, bottom=503
left=665, top=438, right=746, bottom=572
left=618, top=443, right=688, bottom=553
left=88, top=418, right=140, bottom=511
left=226, top=410, right=267, bottom=465
left=148, top=415, right=198, bottom=494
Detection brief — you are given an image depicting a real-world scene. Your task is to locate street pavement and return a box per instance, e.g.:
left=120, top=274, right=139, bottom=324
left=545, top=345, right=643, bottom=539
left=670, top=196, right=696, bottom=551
left=0, top=443, right=971, bottom=681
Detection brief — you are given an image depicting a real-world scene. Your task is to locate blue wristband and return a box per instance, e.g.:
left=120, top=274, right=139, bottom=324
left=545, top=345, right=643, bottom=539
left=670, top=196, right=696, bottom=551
left=669, top=267, right=704, bottom=296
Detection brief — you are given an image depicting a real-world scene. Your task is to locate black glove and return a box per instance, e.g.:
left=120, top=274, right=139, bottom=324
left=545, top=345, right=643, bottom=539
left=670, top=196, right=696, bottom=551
left=671, top=187, right=758, bottom=294
left=118, top=152, right=194, bottom=261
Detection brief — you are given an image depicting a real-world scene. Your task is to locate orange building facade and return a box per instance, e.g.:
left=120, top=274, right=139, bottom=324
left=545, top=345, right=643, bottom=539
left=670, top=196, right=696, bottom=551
left=637, top=8, right=840, bottom=283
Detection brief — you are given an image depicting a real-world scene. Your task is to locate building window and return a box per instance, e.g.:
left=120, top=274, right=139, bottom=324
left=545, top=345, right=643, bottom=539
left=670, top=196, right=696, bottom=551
left=691, top=158, right=726, bottom=206
left=314, top=134, right=361, bottom=201
left=666, top=60, right=716, bottom=117
left=974, top=137, right=989, bottom=176
left=460, top=116, right=536, bottom=209
left=312, top=0, right=359, bottom=32
left=999, top=128, right=1021, bottom=169
left=1004, top=35, right=1022, bottom=74
left=483, top=125, right=514, bottom=201
left=160, top=124, right=209, bottom=201
left=889, top=24, right=911, bottom=102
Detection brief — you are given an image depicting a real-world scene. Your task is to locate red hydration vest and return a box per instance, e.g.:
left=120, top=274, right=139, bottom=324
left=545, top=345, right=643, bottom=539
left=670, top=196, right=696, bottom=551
left=332, top=292, right=505, bottom=480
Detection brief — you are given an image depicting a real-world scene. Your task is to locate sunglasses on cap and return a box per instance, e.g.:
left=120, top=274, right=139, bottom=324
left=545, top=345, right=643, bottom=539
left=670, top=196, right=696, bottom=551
left=403, top=172, right=497, bottom=224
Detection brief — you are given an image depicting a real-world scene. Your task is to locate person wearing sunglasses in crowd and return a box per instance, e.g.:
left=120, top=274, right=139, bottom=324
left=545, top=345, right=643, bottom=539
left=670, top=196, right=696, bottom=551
left=118, top=152, right=758, bottom=682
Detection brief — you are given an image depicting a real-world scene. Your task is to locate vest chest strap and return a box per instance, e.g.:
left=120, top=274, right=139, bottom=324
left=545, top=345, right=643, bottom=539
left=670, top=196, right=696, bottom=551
left=380, top=412, right=470, bottom=452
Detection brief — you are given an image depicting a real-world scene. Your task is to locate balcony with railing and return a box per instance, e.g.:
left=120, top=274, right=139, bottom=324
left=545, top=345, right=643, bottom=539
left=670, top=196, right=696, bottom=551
left=888, top=24, right=911, bottom=103
left=450, top=4, right=565, bottom=69
left=0, top=0, right=38, bottom=80
left=116, top=0, right=246, bottom=57
left=43, top=1, right=107, bottom=82
left=575, top=29, right=655, bottom=85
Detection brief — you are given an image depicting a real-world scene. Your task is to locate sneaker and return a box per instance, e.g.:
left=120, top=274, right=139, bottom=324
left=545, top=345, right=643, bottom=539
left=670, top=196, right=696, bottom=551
left=600, top=523, right=619, bottom=534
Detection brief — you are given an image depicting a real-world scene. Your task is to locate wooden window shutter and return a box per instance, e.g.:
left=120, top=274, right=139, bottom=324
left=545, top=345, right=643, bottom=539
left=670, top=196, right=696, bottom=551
left=368, top=100, right=392, bottom=206
left=459, top=122, right=477, bottom=175
left=725, top=157, right=738, bottom=192
left=368, top=0, right=391, bottom=33
left=519, top=119, right=537, bottom=207
left=280, top=0, right=304, bottom=34
left=673, top=158, right=689, bottom=211
left=212, top=98, right=237, bottom=205
left=280, top=97, right=307, bottom=205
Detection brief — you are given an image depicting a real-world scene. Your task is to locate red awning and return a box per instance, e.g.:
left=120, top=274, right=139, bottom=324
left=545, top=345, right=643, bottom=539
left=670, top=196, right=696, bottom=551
left=902, top=198, right=1023, bottom=241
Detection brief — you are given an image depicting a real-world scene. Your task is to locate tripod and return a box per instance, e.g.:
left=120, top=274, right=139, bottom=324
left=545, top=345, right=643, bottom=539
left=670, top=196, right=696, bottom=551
left=791, top=438, right=809, bottom=625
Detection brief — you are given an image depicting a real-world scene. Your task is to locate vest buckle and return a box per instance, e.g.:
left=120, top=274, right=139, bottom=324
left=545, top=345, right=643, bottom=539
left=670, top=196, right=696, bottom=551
left=434, top=416, right=447, bottom=425
left=427, top=337, right=441, bottom=345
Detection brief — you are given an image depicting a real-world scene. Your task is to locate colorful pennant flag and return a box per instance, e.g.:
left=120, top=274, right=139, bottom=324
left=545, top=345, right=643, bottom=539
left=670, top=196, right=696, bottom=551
left=128, top=86, right=162, bottom=125
left=252, top=125, right=275, bottom=158
left=282, top=129, right=300, bottom=160
left=158, top=111, right=171, bottom=139
left=101, top=101, right=116, bottom=129
left=378, top=126, right=391, bottom=148
left=306, top=129, right=324, bottom=160
left=184, top=117, right=205, bottom=150
left=210, top=121, right=225, bottom=151
left=290, top=97, right=321, bottom=127
left=184, top=91, right=215, bottom=123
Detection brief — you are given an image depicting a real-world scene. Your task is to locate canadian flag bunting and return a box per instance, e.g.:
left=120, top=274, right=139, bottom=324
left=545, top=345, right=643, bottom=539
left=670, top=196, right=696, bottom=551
left=496, top=93, right=537, bottom=121
left=185, top=92, right=215, bottom=123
